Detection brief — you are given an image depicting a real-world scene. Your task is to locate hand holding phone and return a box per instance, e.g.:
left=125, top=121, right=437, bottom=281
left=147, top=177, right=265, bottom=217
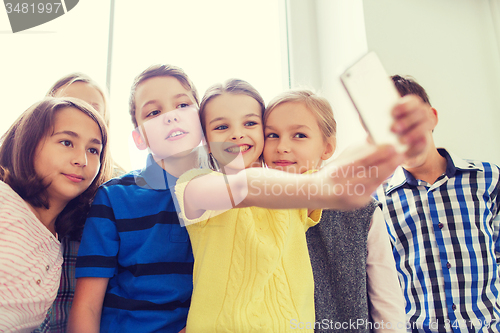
left=340, top=52, right=407, bottom=153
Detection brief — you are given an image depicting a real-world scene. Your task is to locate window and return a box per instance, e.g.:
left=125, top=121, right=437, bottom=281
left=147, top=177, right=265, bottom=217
left=0, top=0, right=286, bottom=171
left=109, top=0, right=286, bottom=169
left=0, top=0, right=110, bottom=141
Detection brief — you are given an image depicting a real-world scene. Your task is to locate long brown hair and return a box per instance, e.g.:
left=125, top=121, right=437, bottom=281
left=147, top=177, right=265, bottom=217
left=0, top=97, right=112, bottom=240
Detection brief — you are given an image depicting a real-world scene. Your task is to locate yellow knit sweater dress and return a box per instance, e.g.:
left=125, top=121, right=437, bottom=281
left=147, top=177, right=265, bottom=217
left=175, top=169, right=321, bottom=333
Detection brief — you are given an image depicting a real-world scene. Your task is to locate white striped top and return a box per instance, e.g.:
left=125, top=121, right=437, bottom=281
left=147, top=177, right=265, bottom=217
left=0, top=180, right=62, bottom=333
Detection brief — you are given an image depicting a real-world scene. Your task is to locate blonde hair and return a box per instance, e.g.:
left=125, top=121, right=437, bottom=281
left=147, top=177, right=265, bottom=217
left=47, top=73, right=110, bottom=126
left=264, top=89, right=337, bottom=143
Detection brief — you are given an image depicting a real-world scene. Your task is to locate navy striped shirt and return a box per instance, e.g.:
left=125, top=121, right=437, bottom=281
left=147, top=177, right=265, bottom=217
left=375, top=149, right=500, bottom=332
left=76, top=155, right=193, bottom=333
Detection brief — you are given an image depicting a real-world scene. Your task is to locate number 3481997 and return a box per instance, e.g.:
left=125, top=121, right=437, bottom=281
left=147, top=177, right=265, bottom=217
left=5, top=3, right=62, bottom=14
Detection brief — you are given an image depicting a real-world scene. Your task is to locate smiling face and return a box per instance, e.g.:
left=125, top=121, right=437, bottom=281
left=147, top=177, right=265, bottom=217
left=34, top=107, right=103, bottom=206
left=264, top=102, right=334, bottom=174
left=133, top=76, right=203, bottom=160
left=204, top=93, right=264, bottom=171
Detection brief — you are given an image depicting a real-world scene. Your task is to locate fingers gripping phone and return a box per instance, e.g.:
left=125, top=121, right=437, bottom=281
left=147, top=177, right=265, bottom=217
left=340, top=52, right=407, bottom=153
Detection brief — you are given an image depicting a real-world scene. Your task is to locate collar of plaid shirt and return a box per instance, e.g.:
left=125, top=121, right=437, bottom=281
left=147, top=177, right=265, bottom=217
left=385, top=148, right=484, bottom=194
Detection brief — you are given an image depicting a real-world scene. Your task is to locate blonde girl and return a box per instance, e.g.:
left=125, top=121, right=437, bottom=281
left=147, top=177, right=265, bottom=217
left=0, top=97, right=110, bottom=332
left=263, top=90, right=406, bottom=333
left=47, top=73, right=109, bottom=125
left=175, top=79, right=408, bottom=332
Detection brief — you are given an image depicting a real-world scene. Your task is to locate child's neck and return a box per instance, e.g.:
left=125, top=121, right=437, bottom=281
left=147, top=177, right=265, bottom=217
left=220, top=166, right=242, bottom=175
left=153, top=151, right=199, bottom=178
left=221, top=161, right=261, bottom=175
left=28, top=200, right=67, bottom=237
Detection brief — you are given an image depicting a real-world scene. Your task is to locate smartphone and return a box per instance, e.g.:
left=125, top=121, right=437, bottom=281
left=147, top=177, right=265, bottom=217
left=340, top=51, right=407, bottom=152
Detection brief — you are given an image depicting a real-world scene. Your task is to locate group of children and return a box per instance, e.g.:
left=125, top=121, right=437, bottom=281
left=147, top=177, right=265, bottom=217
left=0, top=64, right=431, bottom=332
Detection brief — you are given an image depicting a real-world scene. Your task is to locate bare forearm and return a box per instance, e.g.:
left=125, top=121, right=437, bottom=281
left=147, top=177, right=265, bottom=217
left=240, top=169, right=324, bottom=209
left=67, top=277, right=107, bottom=333
left=242, top=145, right=401, bottom=210
left=67, top=304, right=101, bottom=333
left=185, top=168, right=323, bottom=211
left=184, top=145, right=402, bottom=214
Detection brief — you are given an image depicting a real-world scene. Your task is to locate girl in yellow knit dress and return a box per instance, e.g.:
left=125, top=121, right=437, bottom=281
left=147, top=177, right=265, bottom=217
left=175, top=79, right=426, bottom=332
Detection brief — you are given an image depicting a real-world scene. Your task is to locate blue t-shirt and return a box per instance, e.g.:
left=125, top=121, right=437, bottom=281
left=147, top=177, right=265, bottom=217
left=76, top=155, right=193, bottom=333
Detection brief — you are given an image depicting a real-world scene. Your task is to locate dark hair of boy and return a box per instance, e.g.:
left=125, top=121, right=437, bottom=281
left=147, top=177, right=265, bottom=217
left=391, top=75, right=431, bottom=106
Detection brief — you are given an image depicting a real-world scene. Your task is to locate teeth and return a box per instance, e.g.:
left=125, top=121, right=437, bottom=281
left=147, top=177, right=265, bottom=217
left=169, top=131, right=185, bottom=138
left=225, top=145, right=250, bottom=153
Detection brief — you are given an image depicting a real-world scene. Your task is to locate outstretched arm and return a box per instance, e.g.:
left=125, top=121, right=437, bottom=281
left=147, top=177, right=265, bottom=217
left=240, top=144, right=401, bottom=210
left=180, top=95, right=431, bottom=220
left=181, top=144, right=402, bottom=219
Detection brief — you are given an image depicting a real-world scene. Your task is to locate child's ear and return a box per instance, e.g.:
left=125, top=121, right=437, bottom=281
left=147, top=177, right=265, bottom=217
left=321, top=137, right=336, bottom=161
left=132, top=129, right=148, bottom=150
left=430, top=107, right=439, bottom=129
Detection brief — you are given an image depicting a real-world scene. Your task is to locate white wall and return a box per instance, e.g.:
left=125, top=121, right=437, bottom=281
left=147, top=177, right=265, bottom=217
left=286, top=0, right=500, bottom=165
left=108, top=0, right=285, bottom=170
left=363, top=0, right=500, bottom=165
left=0, top=0, right=110, bottom=138
left=286, top=0, right=371, bottom=159
left=0, top=1, right=286, bottom=172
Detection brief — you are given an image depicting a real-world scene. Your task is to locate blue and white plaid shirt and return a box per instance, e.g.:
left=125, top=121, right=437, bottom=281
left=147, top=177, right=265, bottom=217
left=375, top=149, right=500, bottom=333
